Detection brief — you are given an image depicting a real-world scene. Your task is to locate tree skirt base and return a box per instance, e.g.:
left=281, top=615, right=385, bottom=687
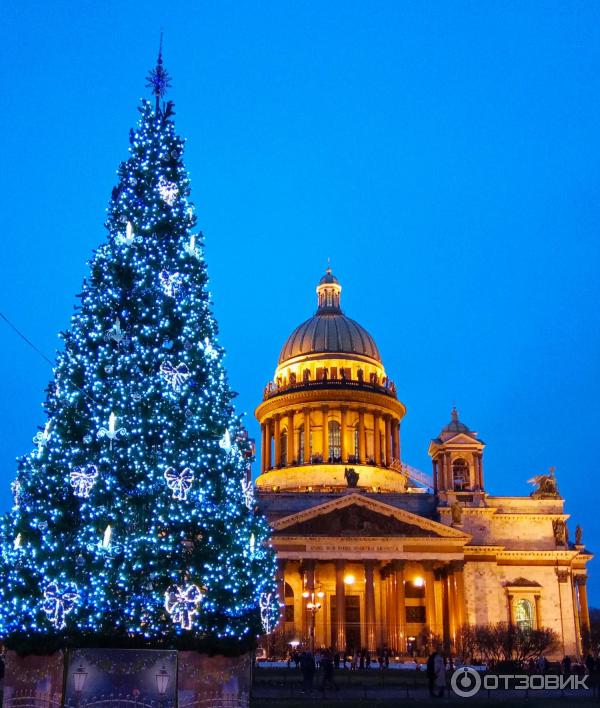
left=3, top=648, right=252, bottom=707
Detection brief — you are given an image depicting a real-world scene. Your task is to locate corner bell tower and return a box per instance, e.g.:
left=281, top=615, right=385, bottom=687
left=428, top=407, right=485, bottom=500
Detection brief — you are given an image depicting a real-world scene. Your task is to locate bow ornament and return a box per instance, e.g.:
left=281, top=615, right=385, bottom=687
left=42, top=581, right=79, bottom=629
left=70, top=464, right=99, bottom=498
left=164, top=466, right=194, bottom=501
left=164, top=583, right=203, bottom=630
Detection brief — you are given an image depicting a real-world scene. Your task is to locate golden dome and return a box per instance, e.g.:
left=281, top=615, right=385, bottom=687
left=278, top=268, right=381, bottom=364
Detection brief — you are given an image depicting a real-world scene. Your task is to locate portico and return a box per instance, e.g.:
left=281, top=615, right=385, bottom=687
left=269, top=493, right=469, bottom=654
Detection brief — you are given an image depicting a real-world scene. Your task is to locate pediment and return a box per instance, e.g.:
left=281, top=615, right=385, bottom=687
left=272, top=493, right=469, bottom=540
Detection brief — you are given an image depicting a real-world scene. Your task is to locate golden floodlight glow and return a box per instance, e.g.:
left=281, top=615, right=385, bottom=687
left=344, top=574, right=356, bottom=585
left=413, top=576, right=425, bottom=587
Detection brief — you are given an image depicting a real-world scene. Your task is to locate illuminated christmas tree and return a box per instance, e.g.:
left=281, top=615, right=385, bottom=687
left=0, top=49, right=277, bottom=653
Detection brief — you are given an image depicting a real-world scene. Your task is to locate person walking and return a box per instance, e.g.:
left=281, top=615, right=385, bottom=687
left=426, top=649, right=438, bottom=697
left=433, top=651, right=446, bottom=698
left=300, top=651, right=316, bottom=693
left=320, top=649, right=339, bottom=693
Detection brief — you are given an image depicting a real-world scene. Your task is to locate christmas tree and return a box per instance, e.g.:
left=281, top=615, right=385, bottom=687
left=0, top=49, right=277, bottom=654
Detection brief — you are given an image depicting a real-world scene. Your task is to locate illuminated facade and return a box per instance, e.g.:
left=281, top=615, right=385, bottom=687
left=255, top=269, right=592, bottom=657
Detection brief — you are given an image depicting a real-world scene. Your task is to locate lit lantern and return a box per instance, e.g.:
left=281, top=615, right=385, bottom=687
left=156, top=665, right=169, bottom=695
left=73, top=664, right=88, bottom=693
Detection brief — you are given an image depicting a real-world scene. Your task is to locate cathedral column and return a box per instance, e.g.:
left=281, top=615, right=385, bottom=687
left=322, top=406, right=329, bottom=462
left=394, top=561, right=406, bottom=654
left=384, top=415, right=392, bottom=466
left=260, top=423, right=266, bottom=474
left=534, top=593, right=542, bottom=629
left=432, top=459, right=438, bottom=493
left=451, top=561, right=466, bottom=629
left=274, top=415, right=281, bottom=467
left=385, top=567, right=396, bottom=649
left=374, top=414, right=382, bottom=466
left=275, top=559, right=286, bottom=630
left=446, top=567, right=457, bottom=647
left=571, top=576, right=583, bottom=657
left=575, top=576, right=591, bottom=651
left=340, top=407, right=348, bottom=462
left=364, top=560, right=377, bottom=652
left=287, top=410, right=295, bottom=466
left=439, top=567, right=451, bottom=653
left=335, top=560, right=346, bottom=650
left=265, top=419, right=272, bottom=471
left=298, top=564, right=307, bottom=639
left=392, top=419, right=400, bottom=462
left=446, top=452, right=453, bottom=490
left=305, top=560, right=316, bottom=646
left=303, top=408, right=311, bottom=463
left=358, top=409, right=366, bottom=464
left=423, top=562, right=437, bottom=643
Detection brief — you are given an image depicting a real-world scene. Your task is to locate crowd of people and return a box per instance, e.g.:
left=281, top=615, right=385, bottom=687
left=280, top=645, right=600, bottom=697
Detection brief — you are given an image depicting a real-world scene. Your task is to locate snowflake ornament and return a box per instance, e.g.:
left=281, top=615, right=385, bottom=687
left=164, top=583, right=203, bottom=630
left=70, top=464, right=99, bottom=498
left=219, top=429, right=233, bottom=454
left=158, top=176, right=178, bottom=205
left=160, top=360, right=191, bottom=391
left=159, top=270, right=184, bottom=298
left=241, top=478, right=254, bottom=510
left=33, top=421, right=51, bottom=458
left=164, top=466, right=194, bottom=501
left=259, top=592, right=277, bottom=634
left=42, top=581, right=79, bottom=629
left=11, top=480, right=21, bottom=508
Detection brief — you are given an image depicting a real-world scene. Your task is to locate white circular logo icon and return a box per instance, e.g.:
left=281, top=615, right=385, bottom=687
left=451, top=666, right=482, bottom=697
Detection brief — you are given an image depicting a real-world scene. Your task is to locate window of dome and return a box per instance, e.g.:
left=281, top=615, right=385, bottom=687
left=328, top=421, right=341, bottom=462
left=515, top=599, right=534, bottom=631
left=452, top=458, right=469, bottom=491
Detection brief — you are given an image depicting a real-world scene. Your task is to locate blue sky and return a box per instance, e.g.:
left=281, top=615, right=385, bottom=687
left=1, top=1, right=599, bottom=604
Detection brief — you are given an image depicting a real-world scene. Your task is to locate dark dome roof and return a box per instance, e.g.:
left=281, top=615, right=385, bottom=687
left=278, top=269, right=381, bottom=364
left=441, top=407, right=471, bottom=434
left=279, top=313, right=381, bottom=364
left=319, top=268, right=339, bottom=285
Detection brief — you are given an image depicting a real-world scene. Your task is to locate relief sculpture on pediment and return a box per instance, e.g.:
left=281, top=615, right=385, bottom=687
left=276, top=504, right=439, bottom=537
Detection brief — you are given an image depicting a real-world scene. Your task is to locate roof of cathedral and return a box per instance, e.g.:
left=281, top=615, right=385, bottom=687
left=278, top=269, right=381, bottom=364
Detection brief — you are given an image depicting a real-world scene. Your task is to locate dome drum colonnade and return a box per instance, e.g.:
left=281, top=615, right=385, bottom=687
left=255, top=270, right=406, bottom=492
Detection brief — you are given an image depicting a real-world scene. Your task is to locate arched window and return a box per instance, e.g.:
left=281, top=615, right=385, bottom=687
left=280, top=430, right=287, bottom=467
left=515, top=599, right=534, bottom=631
left=328, top=420, right=341, bottom=461
left=298, top=424, right=304, bottom=462
left=452, top=458, right=469, bottom=491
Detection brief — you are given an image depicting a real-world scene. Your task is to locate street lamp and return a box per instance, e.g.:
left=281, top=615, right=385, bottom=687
left=303, top=586, right=325, bottom=654
left=73, top=665, right=88, bottom=693
left=156, top=665, right=169, bottom=696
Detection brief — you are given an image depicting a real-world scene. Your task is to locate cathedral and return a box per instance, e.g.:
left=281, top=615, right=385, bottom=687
left=254, top=268, right=592, bottom=658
